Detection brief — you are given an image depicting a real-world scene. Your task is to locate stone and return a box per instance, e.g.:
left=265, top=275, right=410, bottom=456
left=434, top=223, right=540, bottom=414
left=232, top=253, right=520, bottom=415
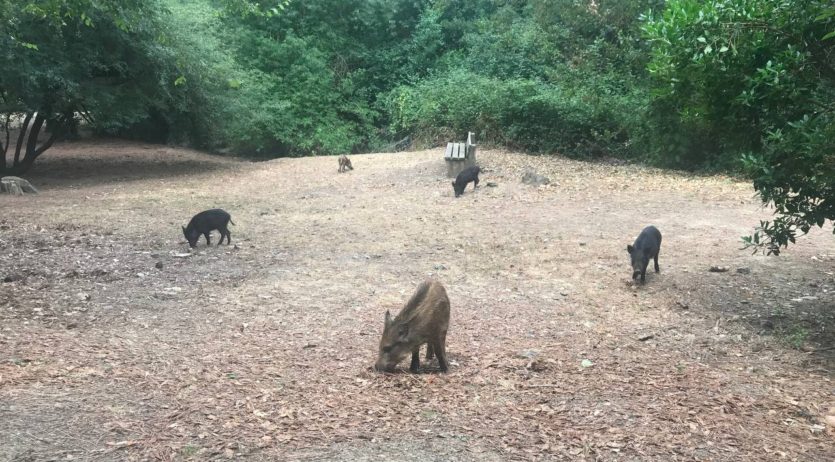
left=521, top=169, right=550, bottom=186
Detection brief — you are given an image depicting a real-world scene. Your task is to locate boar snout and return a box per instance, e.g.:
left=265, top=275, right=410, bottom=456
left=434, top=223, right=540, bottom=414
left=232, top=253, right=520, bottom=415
left=374, top=360, right=396, bottom=373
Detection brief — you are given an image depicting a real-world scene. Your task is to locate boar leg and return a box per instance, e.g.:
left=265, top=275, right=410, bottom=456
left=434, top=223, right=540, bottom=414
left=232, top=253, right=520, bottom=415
left=426, top=343, right=435, bottom=360
left=654, top=253, right=660, bottom=273
left=434, top=332, right=449, bottom=373
left=473, top=177, right=479, bottom=188
left=219, top=227, right=230, bottom=245
left=410, top=347, right=421, bottom=372
left=204, top=232, right=211, bottom=246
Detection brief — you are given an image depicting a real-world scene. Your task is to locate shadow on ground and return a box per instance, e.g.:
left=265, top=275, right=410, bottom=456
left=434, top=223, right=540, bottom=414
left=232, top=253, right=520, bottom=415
left=19, top=139, right=239, bottom=188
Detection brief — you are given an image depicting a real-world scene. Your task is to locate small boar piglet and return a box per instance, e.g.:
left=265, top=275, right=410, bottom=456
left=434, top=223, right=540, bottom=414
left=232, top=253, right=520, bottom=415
left=338, top=155, right=353, bottom=173
left=375, top=280, right=451, bottom=373
left=452, top=166, right=481, bottom=197
left=626, top=225, right=662, bottom=283
left=182, top=209, right=235, bottom=248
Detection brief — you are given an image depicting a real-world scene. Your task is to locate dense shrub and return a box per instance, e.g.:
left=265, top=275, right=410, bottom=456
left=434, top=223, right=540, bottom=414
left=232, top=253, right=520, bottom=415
left=643, top=0, right=835, bottom=250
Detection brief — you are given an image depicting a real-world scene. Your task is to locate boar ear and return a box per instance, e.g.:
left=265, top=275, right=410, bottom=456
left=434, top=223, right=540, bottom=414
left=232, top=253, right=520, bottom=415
left=384, top=310, right=392, bottom=326
left=626, top=245, right=634, bottom=254
left=397, top=323, right=409, bottom=339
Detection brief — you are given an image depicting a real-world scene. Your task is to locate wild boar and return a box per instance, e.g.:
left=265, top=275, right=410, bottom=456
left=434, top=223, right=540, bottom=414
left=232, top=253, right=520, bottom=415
left=627, top=225, right=662, bottom=283
left=452, top=166, right=480, bottom=197
left=338, top=155, right=353, bottom=173
left=182, top=209, right=235, bottom=248
left=375, top=280, right=451, bottom=373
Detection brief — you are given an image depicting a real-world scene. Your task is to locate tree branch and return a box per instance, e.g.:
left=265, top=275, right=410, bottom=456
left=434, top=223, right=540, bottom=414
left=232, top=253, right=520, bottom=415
left=32, top=129, right=60, bottom=159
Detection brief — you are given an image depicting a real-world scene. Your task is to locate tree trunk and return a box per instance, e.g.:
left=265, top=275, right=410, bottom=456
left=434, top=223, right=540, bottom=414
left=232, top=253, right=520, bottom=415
left=0, top=111, right=65, bottom=176
left=12, top=112, right=33, bottom=167
left=0, top=113, right=10, bottom=171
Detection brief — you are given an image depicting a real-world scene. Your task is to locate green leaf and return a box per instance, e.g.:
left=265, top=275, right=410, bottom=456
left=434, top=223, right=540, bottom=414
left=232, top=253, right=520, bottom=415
left=823, top=30, right=835, bottom=41
left=174, top=75, right=187, bottom=86
left=719, top=45, right=729, bottom=53
left=697, top=36, right=707, bottom=43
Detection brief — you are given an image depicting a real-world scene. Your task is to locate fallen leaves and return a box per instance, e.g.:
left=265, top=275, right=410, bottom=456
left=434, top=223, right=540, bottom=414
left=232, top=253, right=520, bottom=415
left=2, top=144, right=834, bottom=461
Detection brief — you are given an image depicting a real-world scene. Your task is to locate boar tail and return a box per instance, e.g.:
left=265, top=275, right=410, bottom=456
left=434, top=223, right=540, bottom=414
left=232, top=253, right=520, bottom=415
left=229, top=219, right=236, bottom=226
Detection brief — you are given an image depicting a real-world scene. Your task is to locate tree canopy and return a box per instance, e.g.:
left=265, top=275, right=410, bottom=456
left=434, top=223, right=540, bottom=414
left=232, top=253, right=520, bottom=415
left=0, top=0, right=832, bottom=251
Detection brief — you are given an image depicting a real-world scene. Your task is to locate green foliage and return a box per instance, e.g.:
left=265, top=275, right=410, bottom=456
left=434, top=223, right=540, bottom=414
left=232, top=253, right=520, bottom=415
left=0, top=0, right=173, bottom=123
left=3, top=0, right=654, bottom=160
left=644, top=0, right=835, bottom=250
left=0, top=0, right=193, bottom=172
left=784, top=325, right=810, bottom=349
left=740, top=114, right=835, bottom=254
left=387, top=0, right=653, bottom=158
left=385, top=69, right=645, bottom=157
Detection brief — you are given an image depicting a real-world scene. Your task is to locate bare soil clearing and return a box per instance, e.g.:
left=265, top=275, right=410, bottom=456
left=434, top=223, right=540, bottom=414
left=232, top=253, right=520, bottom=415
left=1, top=140, right=833, bottom=461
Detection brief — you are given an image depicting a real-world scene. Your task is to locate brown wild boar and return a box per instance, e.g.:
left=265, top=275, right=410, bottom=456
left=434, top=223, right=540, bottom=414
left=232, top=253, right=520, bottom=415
left=338, top=155, right=353, bottom=173
left=375, top=280, right=450, bottom=373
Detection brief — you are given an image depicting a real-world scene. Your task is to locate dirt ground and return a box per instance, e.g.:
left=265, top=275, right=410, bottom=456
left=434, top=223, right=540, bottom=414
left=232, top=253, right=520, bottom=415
left=1, top=139, right=834, bottom=461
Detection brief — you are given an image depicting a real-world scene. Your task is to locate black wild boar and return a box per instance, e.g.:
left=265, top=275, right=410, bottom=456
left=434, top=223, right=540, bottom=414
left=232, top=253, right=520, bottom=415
left=338, top=155, right=353, bottom=173
left=375, top=280, right=451, bottom=373
left=182, top=209, right=235, bottom=248
left=627, top=225, right=662, bottom=283
left=452, top=165, right=481, bottom=197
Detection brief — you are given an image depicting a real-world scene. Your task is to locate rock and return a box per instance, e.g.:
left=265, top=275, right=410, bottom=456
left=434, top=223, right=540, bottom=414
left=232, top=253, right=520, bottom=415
left=433, top=264, right=447, bottom=270
left=0, top=176, right=39, bottom=195
left=521, top=169, right=550, bottom=186
left=486, top=182, right=498, bottom=187
left=155, top=261, right=164, bottom=270
left=736, top=267, right=751, bottom=274
left=709, top=266, right=729, bottom=273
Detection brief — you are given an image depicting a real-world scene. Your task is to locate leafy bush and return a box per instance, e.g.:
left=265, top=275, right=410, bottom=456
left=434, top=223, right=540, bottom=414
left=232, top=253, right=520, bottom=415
left=643, top=0, right=835, bottom=250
